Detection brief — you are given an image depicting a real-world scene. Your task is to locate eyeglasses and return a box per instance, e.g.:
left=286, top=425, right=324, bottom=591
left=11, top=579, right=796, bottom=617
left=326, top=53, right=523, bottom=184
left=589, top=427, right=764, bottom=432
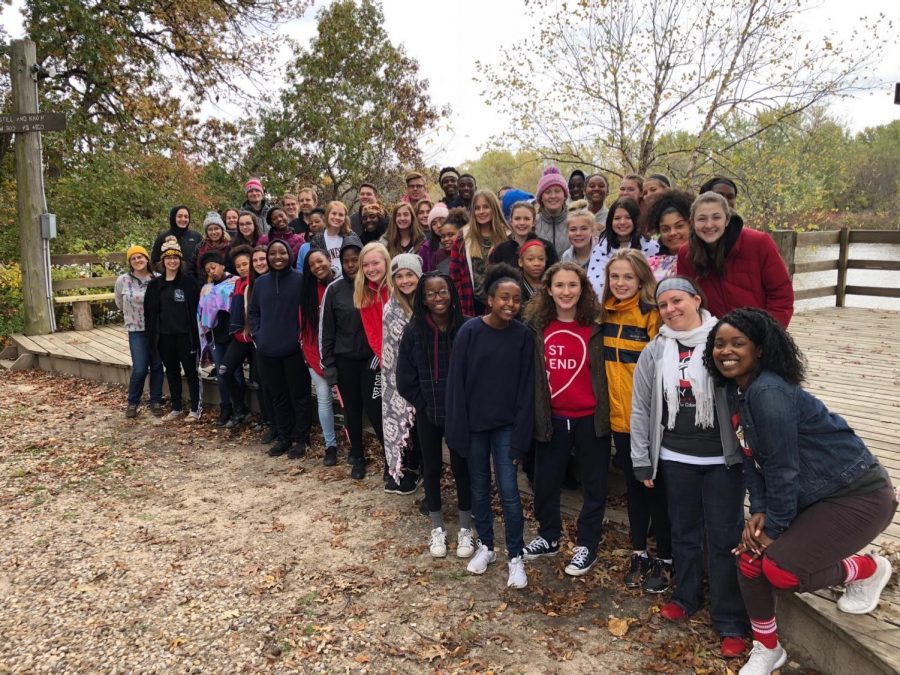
left=408, top=183, right=426, bottom=190
left=424, top=289, right=450, bottom=300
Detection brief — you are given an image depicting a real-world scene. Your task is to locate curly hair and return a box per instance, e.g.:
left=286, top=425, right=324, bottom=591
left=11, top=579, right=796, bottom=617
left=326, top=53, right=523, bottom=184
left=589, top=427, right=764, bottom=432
left=484, top=262, right=522, bottom=297
left=703, top=308, right=805, bottom=386
left=524, top=262, right=599, bottom=331
left=646, top=190, right=695, bottom=254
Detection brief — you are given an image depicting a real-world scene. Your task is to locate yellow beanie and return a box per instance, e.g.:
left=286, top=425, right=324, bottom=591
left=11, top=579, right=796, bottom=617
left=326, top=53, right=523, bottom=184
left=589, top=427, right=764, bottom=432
left=126, top=245, right=150, bottom=262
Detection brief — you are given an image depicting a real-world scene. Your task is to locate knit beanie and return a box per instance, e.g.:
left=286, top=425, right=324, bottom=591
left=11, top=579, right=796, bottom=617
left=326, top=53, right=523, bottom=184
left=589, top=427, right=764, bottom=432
left=244, top=177, right=264, bottom=194
left=203, top=211, right=225, bottom=232
left=125, top=245, right=150, bottom=262
left=501, top=189, right=535, bottom=221
left=160, top=236, right=183, bottom=259
left=427, top=203, right=449, bottom=227
left=536, top=167, right=569, bottom=203
left=390, top=253, right=423, bottom=279
left=199, top=249, right=225, bottom=269
left=438, top=167, right=459, bottom=185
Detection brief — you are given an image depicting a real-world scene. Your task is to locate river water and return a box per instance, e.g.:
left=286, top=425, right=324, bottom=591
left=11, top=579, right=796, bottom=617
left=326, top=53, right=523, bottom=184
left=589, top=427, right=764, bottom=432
left=793, top=242, right=900, bottom=313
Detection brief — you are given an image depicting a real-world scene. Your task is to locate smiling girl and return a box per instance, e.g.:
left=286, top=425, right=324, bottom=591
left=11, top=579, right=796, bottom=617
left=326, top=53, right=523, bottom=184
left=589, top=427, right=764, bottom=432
left=705, top=308, right=897, bottom=675
left=645, top=190, right=693, bottom=280
left=534, top=167, right=570, bottom=259
left=382, top=202, right=424, bottom=259
left=587, top=197, right=659, bottom=298
left=308, top=201, right=362, bottom=268
left=560, top=203, right=597, bottom=270
left=490, top=200, right=558, bottom=269
left=523, top=262, right=611, bottom=578
left=517, top=239, right=547, bottom=306
left=446, top=263, right=534, bottom=589
left=231, top=210, right=262, bottom=250
left=585, top=174, right=610, bottom=229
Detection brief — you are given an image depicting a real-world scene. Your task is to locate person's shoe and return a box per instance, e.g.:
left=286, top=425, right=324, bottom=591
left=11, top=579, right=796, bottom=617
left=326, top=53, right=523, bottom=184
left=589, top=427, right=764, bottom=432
left=721, top=636, right=748, bottom=658
left=507, top=556, right=527, bottom=589
left=267, top=440, right=290, bottom=457
left=350, top=457, right=366, bottom=480
left=659, top=601, right=689, bottom=622
left=162, top=409, right=183, bottom=421
left=187, top=409, right=201, bottom=422
left=384, top=476, right=402, bottom=494
left=644, top=558, right=673, bottom=594
left=466, top=542, right=496, bottom=575
left=624, top=553, right=651, bottom=588
left=522, top=536, right=560, bottom=560
left=429, top=527, right=448, bottom=558
left=456, top=528, right=475, bottom=558
left=323, top=446, right=338, bottom=466
left=260, top=426, right=277, bottom=444
left=126, top=405, right=138, bottom=419
left=837, top=554, right=893, bottom=614
left=216, top=405, right=232, bottom=427
left=149, top=402, right=166, bottom=417
left=564, top=546, right=597, bottom=577
left=396, top=472, right=421, bottom=495
left=287, top=442, right=307, bottom=460
left=739, top=641, right=787, bottom=675
left=224, top=410, right=247, bottom=430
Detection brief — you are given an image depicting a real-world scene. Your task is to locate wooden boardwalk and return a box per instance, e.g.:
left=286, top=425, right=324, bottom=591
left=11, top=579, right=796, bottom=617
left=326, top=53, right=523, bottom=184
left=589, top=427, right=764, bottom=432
left=5, top=306, right=900, bottom=673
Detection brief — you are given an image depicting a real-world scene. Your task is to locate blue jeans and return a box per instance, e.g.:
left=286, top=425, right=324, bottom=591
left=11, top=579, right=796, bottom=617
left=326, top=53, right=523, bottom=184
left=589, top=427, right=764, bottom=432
left=127, top=331, right=163, bottom=407
left=468, top=425, right=524, bottom=560
left=211, top=339, right=244, bottom=409
left=661, top=459, right=749, bottom=637
left=309, top=367, right=336, bottom=448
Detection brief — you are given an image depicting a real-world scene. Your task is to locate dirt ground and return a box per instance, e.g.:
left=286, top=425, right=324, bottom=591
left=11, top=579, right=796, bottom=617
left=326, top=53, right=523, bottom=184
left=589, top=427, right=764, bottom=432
left=0, top=371, right=818, bottom=674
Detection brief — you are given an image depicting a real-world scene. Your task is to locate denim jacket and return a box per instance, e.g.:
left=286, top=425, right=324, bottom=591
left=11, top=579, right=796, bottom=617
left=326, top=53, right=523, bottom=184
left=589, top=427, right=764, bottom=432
left=736, top=370, right=875, bottom=540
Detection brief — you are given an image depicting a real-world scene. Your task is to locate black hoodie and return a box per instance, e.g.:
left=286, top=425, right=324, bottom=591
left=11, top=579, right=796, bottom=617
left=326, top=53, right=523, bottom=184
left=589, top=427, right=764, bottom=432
left=150, top=205, right=203, bottom=277
left=319, top=240, right=370, bottom=382
left=248, top=241, right=303, bottom=358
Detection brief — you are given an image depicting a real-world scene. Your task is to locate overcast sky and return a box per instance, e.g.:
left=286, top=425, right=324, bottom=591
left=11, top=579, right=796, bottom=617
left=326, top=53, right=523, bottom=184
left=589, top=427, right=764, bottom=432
left=3, top=0, right=898, bottom=166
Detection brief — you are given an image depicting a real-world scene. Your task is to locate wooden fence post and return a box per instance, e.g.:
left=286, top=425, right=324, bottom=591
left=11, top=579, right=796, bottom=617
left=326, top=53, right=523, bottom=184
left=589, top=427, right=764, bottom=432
left=772, top=230, right=797, bottom=278
left=836, top=226, right=850, bottom=307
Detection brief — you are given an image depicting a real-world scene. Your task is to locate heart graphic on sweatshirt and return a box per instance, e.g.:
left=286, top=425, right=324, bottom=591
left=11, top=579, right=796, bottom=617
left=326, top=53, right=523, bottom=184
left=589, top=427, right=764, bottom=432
left=545, top=328, right=588, bottom=399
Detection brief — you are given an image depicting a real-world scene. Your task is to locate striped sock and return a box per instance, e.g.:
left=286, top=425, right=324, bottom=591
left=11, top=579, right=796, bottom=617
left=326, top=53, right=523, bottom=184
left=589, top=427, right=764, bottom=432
left=750, top=617, right=778, bottom=650
left=842, top=555, right=877, bottom=583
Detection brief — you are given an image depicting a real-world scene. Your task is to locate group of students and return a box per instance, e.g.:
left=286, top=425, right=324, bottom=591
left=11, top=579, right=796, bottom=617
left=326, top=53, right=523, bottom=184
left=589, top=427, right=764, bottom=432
left=113, top=171, right=896, bottom=675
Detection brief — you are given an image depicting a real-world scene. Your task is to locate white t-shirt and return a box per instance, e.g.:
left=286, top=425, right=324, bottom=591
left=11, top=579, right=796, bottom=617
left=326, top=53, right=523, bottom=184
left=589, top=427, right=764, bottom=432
left=324, top=233, right=343, bottom=264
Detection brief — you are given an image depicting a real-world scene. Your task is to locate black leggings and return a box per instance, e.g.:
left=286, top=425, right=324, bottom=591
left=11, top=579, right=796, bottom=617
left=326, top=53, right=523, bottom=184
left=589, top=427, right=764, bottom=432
left=335, top=356, right=383, bottom=460
left=220, top=338, right=250, bottom=413
left=615, top=431, right=672, bottom=558
left=256, top=351, right=312, bottom=444
left=417, top=415, right=471, bottom=514
left=158, top=333, right=201, bottom=412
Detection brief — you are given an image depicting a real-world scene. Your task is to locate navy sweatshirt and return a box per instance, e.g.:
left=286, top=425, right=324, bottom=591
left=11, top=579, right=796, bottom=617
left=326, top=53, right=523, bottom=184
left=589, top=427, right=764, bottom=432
left=248, top=266, right=303, bottom=358
left=445, top=318, right=535, bottom=459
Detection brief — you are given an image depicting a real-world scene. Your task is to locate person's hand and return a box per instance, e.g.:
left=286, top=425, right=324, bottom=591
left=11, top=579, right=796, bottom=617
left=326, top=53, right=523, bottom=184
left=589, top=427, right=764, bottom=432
left=643, top=479, right=654, bottom=488
left=740, top=513, right=770, bottom=557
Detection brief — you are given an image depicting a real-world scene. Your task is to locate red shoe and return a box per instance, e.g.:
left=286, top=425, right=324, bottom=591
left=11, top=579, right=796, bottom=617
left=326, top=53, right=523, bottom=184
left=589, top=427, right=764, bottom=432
left=720, top=636, right=748, bottom=658
left=659, top=602, right=689, bottom=622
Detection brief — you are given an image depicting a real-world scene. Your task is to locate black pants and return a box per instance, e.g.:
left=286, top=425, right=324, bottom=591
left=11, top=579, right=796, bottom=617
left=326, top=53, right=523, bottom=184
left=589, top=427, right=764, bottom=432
left=615, top=431, right=672, bottom=558
left=256, top=351, right=312, bottom=444
left=158, top=333, right=201, bottom=412
left=534, top=416, right=611, bottom=553
left=221, top=339, right=252, bottom=414
left=417, top=414, right=471, bottom=514
left=335, top=356, right=383, bottom=460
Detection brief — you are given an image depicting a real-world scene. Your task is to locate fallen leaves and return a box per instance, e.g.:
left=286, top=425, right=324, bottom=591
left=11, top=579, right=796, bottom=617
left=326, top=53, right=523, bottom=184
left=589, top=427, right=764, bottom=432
left=608, top=616, right=636, bottom=637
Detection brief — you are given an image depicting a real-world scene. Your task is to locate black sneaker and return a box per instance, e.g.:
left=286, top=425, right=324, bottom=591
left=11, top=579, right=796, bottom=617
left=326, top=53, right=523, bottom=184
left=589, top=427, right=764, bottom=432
left=396, top=472, right=421, bottom=495
left=149, top=402, right=165, bottom=417
left=216, top=405, right=232, bottom=427
left=267, top=440, right=290, bottom=457
left=260, top=426, right=277, bottom=444
left=323, top=446, right=338, bottom=466
left=643, top=558, right=673, bottom=594
left=126, top=405, right=138, bottom=419
left=287, top=442, right=307, bottom=460
left=523, top=536, right=560, bottom=560
left=564, top=546, right=597, bottom=577
left=384, top=475, right=402, bottom=494
left=224, top=410, right=248, bottom=430
left=350, top=457, right=366, bottom=480
left=624, top=553, right=651, bottom=588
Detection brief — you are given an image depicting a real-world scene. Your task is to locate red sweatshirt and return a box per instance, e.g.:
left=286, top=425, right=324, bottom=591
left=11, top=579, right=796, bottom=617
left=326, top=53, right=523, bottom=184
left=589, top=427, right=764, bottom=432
left=543, top=319, right=596, bottom=418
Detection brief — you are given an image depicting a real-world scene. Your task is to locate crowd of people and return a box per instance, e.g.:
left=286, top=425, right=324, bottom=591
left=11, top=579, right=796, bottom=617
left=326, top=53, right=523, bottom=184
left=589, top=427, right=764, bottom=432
left=113, top=169, right=896, bottom=675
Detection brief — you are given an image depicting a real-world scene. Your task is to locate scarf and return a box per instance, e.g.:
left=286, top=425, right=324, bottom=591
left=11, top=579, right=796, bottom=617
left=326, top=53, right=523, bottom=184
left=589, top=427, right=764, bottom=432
left=381, top=297, right=416, bottom=482
left=658, top=309, right=717, bottom=430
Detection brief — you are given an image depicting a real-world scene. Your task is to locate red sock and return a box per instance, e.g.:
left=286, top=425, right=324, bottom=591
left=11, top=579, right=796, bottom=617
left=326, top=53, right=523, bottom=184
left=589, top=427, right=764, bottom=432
left=750, top=617, right=778, bottom=649
left=842, top=555, right=877, bottom=583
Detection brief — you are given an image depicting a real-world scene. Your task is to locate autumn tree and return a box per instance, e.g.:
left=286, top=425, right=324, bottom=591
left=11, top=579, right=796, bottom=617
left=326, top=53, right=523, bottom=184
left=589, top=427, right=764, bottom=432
left=242, top=0, right=446, bottom=203
left=479, top=0, right=886, bottom=182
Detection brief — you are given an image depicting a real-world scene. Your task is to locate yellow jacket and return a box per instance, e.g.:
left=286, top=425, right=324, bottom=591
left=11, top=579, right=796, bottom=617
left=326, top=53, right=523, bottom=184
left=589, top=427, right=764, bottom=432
left=603, top=294, right=661, bottom=433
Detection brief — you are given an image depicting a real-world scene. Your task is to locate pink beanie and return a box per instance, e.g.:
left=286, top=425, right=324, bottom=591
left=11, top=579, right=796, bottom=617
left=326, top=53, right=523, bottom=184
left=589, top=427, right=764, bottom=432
left=244, top=177, right=264, bottom=194
left=535, top=166, right=569, bottom=203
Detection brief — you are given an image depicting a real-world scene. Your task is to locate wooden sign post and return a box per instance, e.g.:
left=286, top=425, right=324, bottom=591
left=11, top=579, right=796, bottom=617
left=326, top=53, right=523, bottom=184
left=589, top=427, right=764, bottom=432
left=6, top=39, right=65, bottom=336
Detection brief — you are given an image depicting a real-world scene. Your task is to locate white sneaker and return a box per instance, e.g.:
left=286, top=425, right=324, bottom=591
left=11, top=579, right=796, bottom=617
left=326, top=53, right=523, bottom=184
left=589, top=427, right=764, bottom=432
left=162, top=410, right=183, bottom=421
left=507, top=556, right=527, bottom=589
left=739, top=641, right=787, bottom=675
left=429, top=527, right=447, bottom=558
left=466, top=542, right=496, bottom=574
left=837, top=554, right=893, bottom=614
left=186, top=410, right=201, bottom=422
left=456, top=528, right=475, bottom=558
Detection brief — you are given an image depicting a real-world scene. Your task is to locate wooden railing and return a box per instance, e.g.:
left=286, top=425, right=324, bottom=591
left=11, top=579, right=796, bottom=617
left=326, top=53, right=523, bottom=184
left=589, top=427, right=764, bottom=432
left=771, top=228, right=900, bottom=306
left=50, top=253, right=126, bottom=329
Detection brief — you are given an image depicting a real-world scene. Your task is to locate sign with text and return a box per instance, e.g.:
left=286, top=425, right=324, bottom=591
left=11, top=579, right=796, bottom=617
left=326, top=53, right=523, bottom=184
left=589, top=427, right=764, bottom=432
left=0, top=113, right=67, bottom=134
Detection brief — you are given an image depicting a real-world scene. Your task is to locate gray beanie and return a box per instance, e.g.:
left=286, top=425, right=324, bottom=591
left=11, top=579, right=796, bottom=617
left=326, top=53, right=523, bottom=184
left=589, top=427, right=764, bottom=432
left=390, top=253, right=423, bottom=278
left=203, top=211, right=225, bottom=231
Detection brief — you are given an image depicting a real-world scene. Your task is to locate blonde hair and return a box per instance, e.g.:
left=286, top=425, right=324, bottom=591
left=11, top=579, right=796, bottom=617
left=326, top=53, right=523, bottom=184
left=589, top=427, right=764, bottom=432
left=384, top=202, right=424, bottom=258
left=599, top=248, right=657, bottom=320
left=464, top=190, right=509, bottom=260
left=298, top=187, right=318, bottom=204
left=353, top=242, right=391, bottom=308
left=324, top=200, right=351, bottom=235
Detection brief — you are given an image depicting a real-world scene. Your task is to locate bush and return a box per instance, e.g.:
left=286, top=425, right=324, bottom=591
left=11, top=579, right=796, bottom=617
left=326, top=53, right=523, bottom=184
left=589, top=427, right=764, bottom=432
left=0, top=263, right=24, bottom=342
